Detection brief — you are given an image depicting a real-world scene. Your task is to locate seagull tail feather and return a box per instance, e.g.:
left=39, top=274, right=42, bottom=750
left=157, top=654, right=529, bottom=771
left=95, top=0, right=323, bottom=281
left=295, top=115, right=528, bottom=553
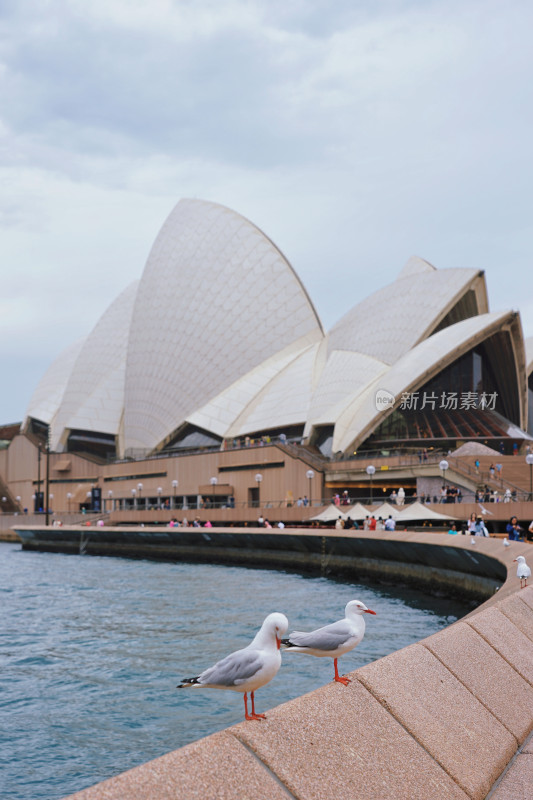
left=177, top=676, right=201, bottom=688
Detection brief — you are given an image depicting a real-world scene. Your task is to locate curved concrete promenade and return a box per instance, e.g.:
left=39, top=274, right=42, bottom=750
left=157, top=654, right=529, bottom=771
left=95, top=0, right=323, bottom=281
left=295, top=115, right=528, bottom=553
left=51, top=531, right=533, bottom=800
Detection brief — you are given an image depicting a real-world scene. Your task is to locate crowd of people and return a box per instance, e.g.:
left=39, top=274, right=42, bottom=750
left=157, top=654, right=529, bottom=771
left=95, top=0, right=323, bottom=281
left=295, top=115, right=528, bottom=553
left=446, top=513, right=533, bottom=540
left=334, top=514, right=397, bottom=531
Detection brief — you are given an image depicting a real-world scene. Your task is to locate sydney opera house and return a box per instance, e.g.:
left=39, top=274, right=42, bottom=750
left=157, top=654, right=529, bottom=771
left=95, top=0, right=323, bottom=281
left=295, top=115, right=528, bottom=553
left=1, top=199, right=533, bottom=523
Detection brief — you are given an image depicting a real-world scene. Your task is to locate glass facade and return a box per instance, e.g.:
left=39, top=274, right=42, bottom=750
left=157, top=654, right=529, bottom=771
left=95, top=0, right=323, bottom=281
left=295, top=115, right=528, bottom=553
left=361, top=333, right=520, bottom=451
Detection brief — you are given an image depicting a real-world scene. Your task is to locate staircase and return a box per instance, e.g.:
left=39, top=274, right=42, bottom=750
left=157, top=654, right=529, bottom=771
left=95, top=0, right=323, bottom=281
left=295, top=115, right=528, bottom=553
left=447, top=453, right=532, bottom=500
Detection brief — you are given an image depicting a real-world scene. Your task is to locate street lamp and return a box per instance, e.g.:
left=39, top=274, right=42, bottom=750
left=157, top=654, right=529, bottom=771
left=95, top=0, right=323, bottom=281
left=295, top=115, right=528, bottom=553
left=15, top=495, right=21, bottom=511
left=366, top=465, right=376, bottom=504
left=306, top=469, right=314, bottom=506
left=67, top=492, right=72, bottom=513
left=107, top=489, right=113, bottom=512
left=131, top=487, right=137, bottom=509
left=526, top=453, right=533, bottom=501
left=172, top=479, right=178, bottom=509
left=439, top=459, right=449, bottom=483
left=137, top=482, right=143, bottom=510
left=157, top=486, right=163, bottom=509
left=45, top=441, right=50, bottom=526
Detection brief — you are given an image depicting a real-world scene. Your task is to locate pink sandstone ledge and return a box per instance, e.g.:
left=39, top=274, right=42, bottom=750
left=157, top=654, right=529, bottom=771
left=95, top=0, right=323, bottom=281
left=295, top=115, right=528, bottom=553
left=64, top=535, right=533, bottom=800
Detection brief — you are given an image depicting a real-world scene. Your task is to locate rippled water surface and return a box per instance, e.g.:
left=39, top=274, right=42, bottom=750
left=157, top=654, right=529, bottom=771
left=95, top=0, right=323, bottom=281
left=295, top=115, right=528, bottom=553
left=0, top=542, right=470, bottom=800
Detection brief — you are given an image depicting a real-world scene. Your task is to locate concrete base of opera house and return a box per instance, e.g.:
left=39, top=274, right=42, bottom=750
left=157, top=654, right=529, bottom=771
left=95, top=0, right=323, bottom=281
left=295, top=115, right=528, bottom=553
left=16, top=531, right=533, bottom=800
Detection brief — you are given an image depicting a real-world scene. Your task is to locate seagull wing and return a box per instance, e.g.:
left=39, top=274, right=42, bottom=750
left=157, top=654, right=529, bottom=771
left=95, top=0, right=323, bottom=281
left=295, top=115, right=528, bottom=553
left=198, top=648, right=263, bottom=687
left=287, top=620, right=354, bottom=651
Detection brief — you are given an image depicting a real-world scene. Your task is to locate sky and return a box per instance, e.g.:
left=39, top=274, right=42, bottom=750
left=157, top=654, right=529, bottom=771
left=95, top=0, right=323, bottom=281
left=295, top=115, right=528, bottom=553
left=1, top=0, right=532, bottom=423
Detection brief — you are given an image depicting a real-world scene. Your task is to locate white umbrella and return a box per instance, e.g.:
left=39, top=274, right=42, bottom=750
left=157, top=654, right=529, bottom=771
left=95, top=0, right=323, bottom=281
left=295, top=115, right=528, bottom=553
left=308, top=504, right=348, bottom=522
left=371, top=502, right=402, bottom=520
left=345, top=502, right=371, bottom=521
left=395, top=501, right=457, bottom=522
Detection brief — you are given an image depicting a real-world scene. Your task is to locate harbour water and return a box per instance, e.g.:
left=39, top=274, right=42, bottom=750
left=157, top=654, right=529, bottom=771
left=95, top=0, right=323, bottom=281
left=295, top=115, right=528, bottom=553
left=0, top=541, right=470, bottom=800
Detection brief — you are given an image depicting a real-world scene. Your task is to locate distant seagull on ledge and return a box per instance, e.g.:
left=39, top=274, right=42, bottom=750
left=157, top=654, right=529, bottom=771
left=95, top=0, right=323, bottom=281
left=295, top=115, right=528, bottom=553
left=514, top=556, right=531, bottom=589
left=177, top=612, right=288, bottom=721
left=282, top=600, right=376, bottom=686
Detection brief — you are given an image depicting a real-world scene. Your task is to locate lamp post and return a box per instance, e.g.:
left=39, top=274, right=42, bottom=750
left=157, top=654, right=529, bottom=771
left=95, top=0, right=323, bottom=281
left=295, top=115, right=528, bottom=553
left=45, top=440, right=50, bottom=526
left=255, top=473, right=263, bottom=508
left=15, top=495, right=21, bottom=511
left=366, top=465, right=376, bottom=504
left=306, top=469, right=314, bottom=506
left=439, top=459, right=449, bottom=483
left=526, top=454, right=533, bottom=501
left=67, top=492, right=72, bottom=513
left=36, top=445, right=42, bottom=512
left=157, top=486, right=163, bottom=509
left=137, top=483, right=143, bottom=511
left=131, top=487, right=137, bottom=509
left=107, top=490, right=113, bottom=512
left=172, top=479, right=178, bottom=509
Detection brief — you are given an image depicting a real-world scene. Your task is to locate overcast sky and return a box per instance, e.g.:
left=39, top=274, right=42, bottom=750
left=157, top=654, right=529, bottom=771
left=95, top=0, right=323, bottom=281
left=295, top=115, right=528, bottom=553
left=1, top=0, right=532, bottom=423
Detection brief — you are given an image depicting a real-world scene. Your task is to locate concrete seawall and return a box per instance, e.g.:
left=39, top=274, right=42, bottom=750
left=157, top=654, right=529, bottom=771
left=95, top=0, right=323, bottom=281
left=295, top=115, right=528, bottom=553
left=16, top=530, right=531, bottom=799
left=14, top=525, right=507, bottom=601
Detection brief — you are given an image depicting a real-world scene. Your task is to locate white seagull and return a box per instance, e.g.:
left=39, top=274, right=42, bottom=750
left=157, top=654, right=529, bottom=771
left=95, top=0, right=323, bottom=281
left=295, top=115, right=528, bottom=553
left=177, top=612, right=288, bottom=721
left=281, top=600, right=376, bottom=686
left=503, top=537, right=510, bottom=547
left=514, top=556, right=531, bottom=589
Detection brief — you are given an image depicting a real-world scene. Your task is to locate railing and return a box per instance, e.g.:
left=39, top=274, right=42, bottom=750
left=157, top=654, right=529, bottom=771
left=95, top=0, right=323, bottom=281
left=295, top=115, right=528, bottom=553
left=106, top=492, right=533, bottom=511
left=0, top=511, right=108, bottom=529
left=333, top=447, right=450, bottom=463
left=120, top=435, right=313, bottom=464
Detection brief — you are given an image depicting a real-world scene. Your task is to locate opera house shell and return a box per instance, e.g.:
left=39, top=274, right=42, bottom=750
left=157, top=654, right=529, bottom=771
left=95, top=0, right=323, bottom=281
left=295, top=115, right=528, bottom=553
left=22, top=199, right=531, bottom=460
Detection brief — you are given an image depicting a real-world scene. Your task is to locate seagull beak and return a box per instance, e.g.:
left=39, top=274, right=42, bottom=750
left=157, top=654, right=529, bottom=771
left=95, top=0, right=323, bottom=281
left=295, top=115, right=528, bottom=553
left=364, top=609, right=377, bottom=615
left=276, top=636, right=281, bottom=650
left=513, top=559, right=518, bottom=563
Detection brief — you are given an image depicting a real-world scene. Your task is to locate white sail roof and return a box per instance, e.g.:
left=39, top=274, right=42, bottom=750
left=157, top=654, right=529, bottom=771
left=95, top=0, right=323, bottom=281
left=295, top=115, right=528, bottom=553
left=49, top=281, right=139, bottom=451
left=22, top=199, right=528, bottom=462
left=327, top=266, right=485, bottom=365
left=123, top=199, right=324, bottom=452
left=332, top=310, right=518, bottom=454
left=23, top=337, right=86, bottom=428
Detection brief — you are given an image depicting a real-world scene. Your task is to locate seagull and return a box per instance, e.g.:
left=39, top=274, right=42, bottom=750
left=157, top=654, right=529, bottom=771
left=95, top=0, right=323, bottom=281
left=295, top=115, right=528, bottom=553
left=281, top=600, right=376, bottom=686
left=514, top=556, right=531, bottom=589
left=177, top=612, right=288, bottom=721
left=471, top=537, right=476, bottom=545
left=503, top=537, right=510, bottom=547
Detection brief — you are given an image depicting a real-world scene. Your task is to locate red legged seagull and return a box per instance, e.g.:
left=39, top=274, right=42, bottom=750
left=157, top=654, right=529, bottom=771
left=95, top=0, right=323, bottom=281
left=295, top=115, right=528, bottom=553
left=177, top=612, right=288, bottom=721
left=282, top=600, right=376, bottom=686
left=514, top=556, right=531, bottom=589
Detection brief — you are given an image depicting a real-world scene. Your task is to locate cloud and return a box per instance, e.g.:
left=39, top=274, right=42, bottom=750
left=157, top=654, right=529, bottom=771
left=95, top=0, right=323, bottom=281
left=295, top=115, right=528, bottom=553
left=0, top=0, right=533, bottom=422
